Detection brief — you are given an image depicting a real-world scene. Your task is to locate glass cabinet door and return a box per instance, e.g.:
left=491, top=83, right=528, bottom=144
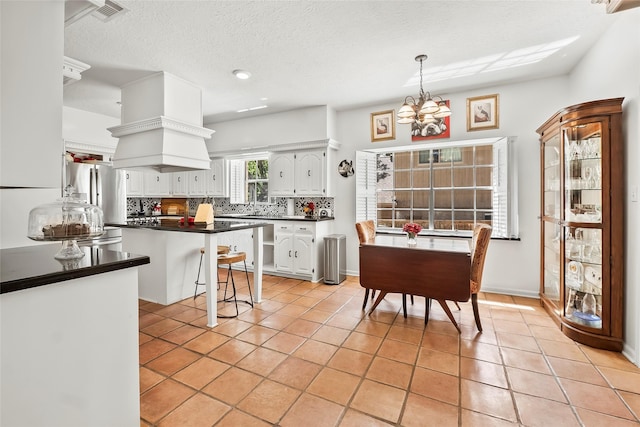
left=561, top=120, right=604, bottom=331
left=563, top=122, right=602, bottom=224
left=543, top=134, right=561, bottom=220
left=543, top=221, right=561, bottom=308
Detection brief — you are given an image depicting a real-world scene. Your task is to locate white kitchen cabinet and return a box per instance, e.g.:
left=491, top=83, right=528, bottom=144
left=274, top=223, right=315, bottom=278
left=216, top=227, right=254, bottom=267
left=143, top=171, right=172, bottom=196
left=208, top=158, right=228, bottom=197
left=269, top=149, right=327, bottom=197
left=188, top=170, right=208, bottom=196
left=269, top=152, right=295, bottom=196
left=295, top=150, right=325, bottom=196
left=172, top=172, right=189, bottom=196
left=125, top=170, right=143, bottom=196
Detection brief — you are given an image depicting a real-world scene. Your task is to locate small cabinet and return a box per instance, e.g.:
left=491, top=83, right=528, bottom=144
left=269, top=149, right=327, bottom=197
left=269, top=153, right=295, bottom=196
left=295, top=150, right=325, bottom=195
left=536, top=98, right=624, bottom=351
left=274, top=223, right=314, bottom=276
left=208, top=158, right=227, bottom=197
left=188, top=170, right=207, bottom=196
left=125, top=170, right=143, bottom=196
left=172, top=172, right=189, bottom=196
left=143, top=171, right=172, bottom=196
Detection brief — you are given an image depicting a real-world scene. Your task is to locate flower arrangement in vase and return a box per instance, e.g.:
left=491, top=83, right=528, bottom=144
left=402, top=222, right=422, bottom=246
left=303, top=201, right=315, bottom=217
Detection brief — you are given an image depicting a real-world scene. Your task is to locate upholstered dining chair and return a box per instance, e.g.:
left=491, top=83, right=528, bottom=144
left=355, top=220, right=377, bottom=310
left=439, top=223, right=492, bottom=332
left=356, top=220, right=414, bottom=316
left=468, top=223, right=492, bottom=331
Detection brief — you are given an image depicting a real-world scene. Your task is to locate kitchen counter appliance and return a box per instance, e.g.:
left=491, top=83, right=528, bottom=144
left=64, top=160, right=126, bottom=249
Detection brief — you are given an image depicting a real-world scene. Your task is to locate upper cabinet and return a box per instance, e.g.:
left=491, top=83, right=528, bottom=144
left=172, top=172, right=189, bottom=196
left=125, top=170, right=143, bottom=196
left=143, top=171, right=172, bottom=197
left=270, top=149, right=330, bottom=197
left=536, top=98, right=624, bottom=351
left=269, top=153, right=295, bottom=197
left=207, top=158, right=228, bottom=197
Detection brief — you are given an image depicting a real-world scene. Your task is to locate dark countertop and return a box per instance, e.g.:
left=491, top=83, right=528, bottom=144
left=0, top=244, right=150, bottom=294
left=107, top=219, right=269, bottom=233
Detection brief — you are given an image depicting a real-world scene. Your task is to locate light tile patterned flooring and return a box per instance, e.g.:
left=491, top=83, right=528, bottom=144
left=139, top=273, right=640, bottom=426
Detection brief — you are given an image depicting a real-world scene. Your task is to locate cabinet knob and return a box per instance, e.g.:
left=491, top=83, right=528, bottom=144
left=178, top=176, right=181, bottom=182
left=126, top=173, right=129, bottom=179
left=280, top=171, right=283, bottom=178
left=212, top=174, right=216, bottom=181
left=308, top=170, right=311, bottom=177
left=288, top=250, right=292, bottom=258
left=156, top=176, right=159, bottom=182
left=294, top=251, right=298, bottom=258
left=195, top=176, right=198, bottom=182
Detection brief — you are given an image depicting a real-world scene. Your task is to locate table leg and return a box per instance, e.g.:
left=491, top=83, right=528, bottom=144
left=204, top=233, right=219, bottom=327
left=252, top=227, right=263, bottom=303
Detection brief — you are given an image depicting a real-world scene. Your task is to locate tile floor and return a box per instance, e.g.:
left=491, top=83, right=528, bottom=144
left=138, top=273, right=640, bottom=426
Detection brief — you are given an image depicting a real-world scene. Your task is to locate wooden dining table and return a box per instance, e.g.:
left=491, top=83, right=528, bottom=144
left=359, top=234, right=472, bottom=327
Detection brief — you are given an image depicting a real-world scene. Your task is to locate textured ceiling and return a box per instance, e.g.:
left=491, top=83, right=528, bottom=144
left=63, top=0, right=618, bottom=124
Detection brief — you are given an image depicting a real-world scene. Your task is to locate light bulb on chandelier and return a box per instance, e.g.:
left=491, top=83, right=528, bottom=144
left=398, top=54, right=451, bottom=125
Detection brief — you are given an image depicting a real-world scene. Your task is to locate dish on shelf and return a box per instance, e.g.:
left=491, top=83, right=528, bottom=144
left=584, top=266, right=602, bottom=287
left=567, top=261, right=583, bottom=284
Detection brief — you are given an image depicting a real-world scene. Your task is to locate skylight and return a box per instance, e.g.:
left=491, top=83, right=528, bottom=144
left=405, top=36, right=580, bottom=86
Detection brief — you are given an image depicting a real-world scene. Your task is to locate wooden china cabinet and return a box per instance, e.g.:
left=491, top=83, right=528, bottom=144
left=536, top=98, right=624, bottom=351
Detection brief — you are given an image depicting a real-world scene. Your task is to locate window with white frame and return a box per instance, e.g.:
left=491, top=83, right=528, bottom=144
left=229, top=157, right=269, bottom=204
left=356, top=137, right=518, bottom=239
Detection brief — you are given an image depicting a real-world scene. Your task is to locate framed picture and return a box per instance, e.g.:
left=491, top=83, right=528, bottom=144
left=370, top=110, right=395, bottom=142
left=411, top=100, right=450, bottom=142
left=467, top=94, right=499, bottom=131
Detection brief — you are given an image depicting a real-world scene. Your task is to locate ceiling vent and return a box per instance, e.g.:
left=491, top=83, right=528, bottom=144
left=63, top=56, right=91, bottom=86
left=91, top=0, right=128, bottom=22
left=64, top=0, right=104, bottom=27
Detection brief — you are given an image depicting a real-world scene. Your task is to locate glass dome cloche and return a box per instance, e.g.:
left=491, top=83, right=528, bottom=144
left=27, top=189, right=104, bottom=260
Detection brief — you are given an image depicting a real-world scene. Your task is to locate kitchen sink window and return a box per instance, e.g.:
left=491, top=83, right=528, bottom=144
left=355, top=137, right=519, bottom=239
left=229, top=157, right=269, bottom=204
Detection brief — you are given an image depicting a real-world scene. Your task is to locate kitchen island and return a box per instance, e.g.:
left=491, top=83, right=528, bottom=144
left=0, top=244, right=149, bottom=427
left=108, top=220, right=267, bottom=327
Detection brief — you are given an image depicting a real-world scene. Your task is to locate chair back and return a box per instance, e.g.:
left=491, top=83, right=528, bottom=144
left=470, top=224, right=492, bottom=294
left=355, top=220, right=376, bottom=244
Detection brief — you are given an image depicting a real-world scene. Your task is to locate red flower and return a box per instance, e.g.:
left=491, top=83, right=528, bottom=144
left=307, top=202, right=315, bottom=210
left=402, top=223, right=422, bottom=234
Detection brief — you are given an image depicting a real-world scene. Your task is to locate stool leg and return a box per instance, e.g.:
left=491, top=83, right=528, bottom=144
left=222, top=264, right=233, bottom=302
left=194, top=251, right=204, bottom=299
left=243, top=260, right=254, bottom=307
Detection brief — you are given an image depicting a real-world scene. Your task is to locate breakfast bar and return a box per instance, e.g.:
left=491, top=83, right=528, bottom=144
left=109, top=220, right=267, bottom=327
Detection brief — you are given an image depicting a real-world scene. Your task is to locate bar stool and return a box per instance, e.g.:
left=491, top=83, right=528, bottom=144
left=194, top=245, right=230, bottom=298
left=216, top=252, right=254, bottom=318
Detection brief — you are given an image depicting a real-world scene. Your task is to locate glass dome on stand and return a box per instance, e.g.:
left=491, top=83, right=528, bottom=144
left=27, top=188, right=104, bottom=260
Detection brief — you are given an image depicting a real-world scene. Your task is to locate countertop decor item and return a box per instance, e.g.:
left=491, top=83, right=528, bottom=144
left=402, top=222, right=422, bottom=246
left=27, top=191, right=104, bottom=260
left=303, top=201, right=315, bottom=217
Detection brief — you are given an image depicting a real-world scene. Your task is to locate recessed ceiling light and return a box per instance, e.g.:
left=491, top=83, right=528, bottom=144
left=232, top=69, right=251, bottom=80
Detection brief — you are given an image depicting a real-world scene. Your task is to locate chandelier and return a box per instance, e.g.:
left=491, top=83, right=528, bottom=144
left=397, top=54, right=451, bottom=125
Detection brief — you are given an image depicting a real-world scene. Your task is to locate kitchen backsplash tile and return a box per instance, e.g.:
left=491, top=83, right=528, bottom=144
left=126, top=197, right=333, bottom=218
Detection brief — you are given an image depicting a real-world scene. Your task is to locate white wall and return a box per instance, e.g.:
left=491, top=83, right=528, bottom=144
left=566, top=8, right=640, bottom=365
left=335, top=77, right=570, bottom=298
left=206, top=105, right=335, bottom=153
left=63, top=106, right=120, bottom=156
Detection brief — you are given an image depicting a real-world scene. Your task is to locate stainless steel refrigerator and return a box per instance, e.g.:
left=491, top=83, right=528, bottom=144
left=65, top=161, right=127, bottom=249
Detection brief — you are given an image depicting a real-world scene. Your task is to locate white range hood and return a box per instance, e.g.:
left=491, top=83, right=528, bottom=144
left=108, top=72, right=214, bottom=173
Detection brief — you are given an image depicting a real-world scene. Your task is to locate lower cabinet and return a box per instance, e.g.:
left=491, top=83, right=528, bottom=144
left=216, top=228, right=254, bottom=267
left=274, top=224, right=314, bottom=276
left=218, top=218, right=332, bottom=282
